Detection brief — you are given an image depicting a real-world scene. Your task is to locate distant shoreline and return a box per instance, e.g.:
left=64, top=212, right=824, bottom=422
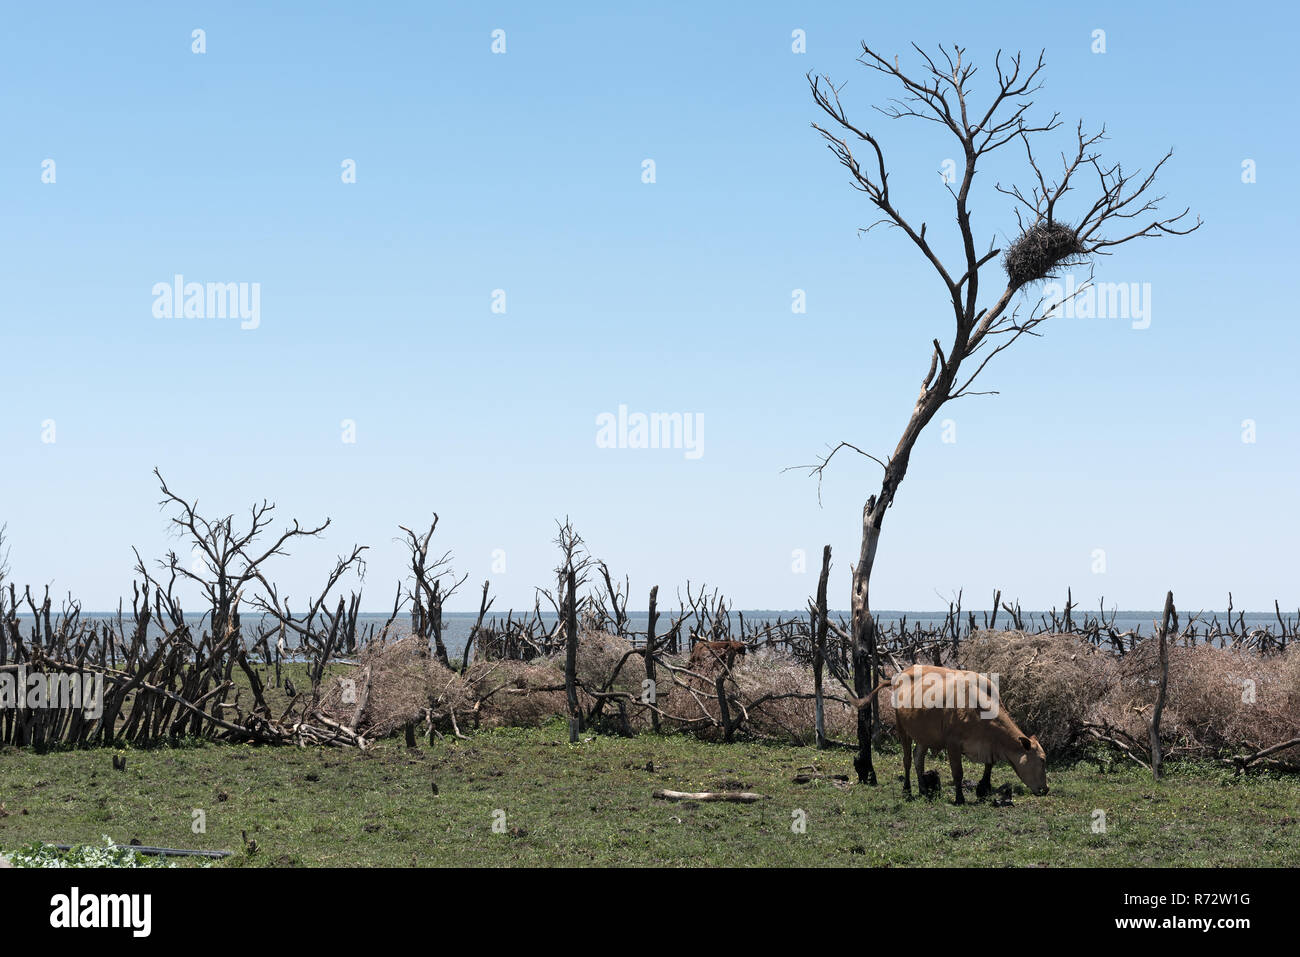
left=9, top=609, right=1284, bottom=619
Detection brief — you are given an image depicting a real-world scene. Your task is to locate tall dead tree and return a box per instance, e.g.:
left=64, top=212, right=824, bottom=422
left=398, top=516, right=467, bottom=668
left=145, top=469, right=344, bottom=716
left=804, top=44, right=1199, bottom=784
left=549, top=518, right=594, bottom=743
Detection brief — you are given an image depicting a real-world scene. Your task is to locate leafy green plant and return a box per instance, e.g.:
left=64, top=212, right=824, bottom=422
left=1, top=835, right=194, bottom=868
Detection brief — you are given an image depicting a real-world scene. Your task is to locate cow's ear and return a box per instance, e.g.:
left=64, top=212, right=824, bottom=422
left=1019, top=736, right=1032, bottom=750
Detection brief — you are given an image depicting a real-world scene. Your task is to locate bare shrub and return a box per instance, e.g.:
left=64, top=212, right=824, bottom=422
left=317, top=636, right=438, bottom=737
left=1283, top=647, right=1300, bottom=717
left=1098, top=641, right=1300, bottom=763
left=732, top=656, right=806, bottom=742
left=467, top=659, right=570, bottom=729
left=958, top=630, right=1118, bottom=754
left=572, top=630, right=658, bottom=733
left=731, top=653, right=856, bottom=744
left=424, top=657, right=476, bottom=731
left=574, top=630, right=642, bottom=697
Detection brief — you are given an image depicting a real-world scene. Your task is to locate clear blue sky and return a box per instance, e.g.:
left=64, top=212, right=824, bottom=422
left=2, top=1, right=1296, bottom=615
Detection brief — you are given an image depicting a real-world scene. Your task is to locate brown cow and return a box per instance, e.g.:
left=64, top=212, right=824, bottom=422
left=687, top=640, right=748, bottom=674
left=852, top=664, right=1048, bottom=804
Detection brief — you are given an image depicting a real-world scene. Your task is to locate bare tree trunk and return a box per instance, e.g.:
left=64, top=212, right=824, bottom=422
left=564, top=569, right=580, bottom=743
left=715, top=673, right=734, bottom=743
left=645, top=585, right=660, bottom=734
left=1150, top=590, right=1175, bottom=780
left=851, top=500, right=883, bottom=784
left=430, top=582, right=450, bottom=668
left=462, top=580, right=492, bottom=673
left=813, top=545, right=831, bottom=749
left=839, top=356, right=951, bottom=784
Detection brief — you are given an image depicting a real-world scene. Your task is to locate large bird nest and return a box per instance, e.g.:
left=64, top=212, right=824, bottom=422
left=1002, top=220, right=1085, bottom=288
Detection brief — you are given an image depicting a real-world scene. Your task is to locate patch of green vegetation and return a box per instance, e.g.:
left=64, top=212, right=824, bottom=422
left=1, top=721, right=1296, bottom=867
left=3, top=835, right=188, bottom=868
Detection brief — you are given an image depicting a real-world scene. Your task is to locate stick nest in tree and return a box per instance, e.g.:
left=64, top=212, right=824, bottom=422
left=1002, top=220, right=1085, bottom=288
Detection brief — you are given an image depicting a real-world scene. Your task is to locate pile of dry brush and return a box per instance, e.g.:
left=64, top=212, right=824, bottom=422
left=958, top=630, right=1300, bottom=767
left=317, top=627, right=1300, bottom=770
left=315, top=631, right=864, bottom=745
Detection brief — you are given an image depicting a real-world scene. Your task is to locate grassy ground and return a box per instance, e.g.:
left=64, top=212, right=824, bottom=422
left=2, top=719, right=1297, bottom=866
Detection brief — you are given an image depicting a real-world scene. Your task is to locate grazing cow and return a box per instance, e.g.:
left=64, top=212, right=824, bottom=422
left=687, top=640, right=748, bottom=674
left=851, top=664, right=1048, bottom=804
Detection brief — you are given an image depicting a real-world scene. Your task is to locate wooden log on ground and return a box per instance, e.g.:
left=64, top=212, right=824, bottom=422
left=1231, top=736, right=1300, bottom=772
left=652, top=789, right=764, bottom=803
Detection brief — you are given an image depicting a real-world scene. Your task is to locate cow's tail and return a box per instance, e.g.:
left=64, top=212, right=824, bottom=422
left=844, top=678, right=893, bottom=710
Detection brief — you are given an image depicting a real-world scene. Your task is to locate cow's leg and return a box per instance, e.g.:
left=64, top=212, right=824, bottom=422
left=976, top=762, right=993, bottom=799
left=949, top=748, right=965, bottom=805
left=914, top=743, right=926, bottom=792
left=900, top=730, right=913, bottom=796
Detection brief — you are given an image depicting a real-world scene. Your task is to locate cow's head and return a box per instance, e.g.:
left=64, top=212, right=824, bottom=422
left=1012, top=734, right=1049, bottom=795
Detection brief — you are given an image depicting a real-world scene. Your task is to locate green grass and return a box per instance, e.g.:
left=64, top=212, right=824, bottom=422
left=2, top=720, right=1297, bottom=867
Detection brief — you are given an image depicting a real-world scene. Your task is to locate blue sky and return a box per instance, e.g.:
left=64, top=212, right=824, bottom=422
left=2, top=1, right=1296, bottom=615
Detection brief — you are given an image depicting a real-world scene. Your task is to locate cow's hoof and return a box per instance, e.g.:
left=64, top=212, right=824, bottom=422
left=976, top=782, right=991, bottom=800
